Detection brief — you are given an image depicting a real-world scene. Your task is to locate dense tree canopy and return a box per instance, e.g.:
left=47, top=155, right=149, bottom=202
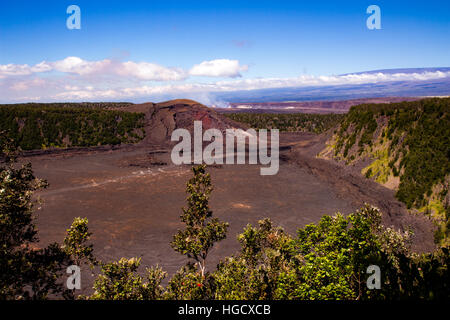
left=224, top=112, right=345, bottom=134
left=0, top=104, right=145, bottom=150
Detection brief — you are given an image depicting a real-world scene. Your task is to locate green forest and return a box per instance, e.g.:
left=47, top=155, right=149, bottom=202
left=0, top=103, right=145, bottom=150
left=224, top=112, right=345, bottom=134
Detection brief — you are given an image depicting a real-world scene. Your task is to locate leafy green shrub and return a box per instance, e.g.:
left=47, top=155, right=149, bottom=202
left=213, top=205, right=448, bottom=300
left=89, top=258, right=167, bottom=300
left=165, top=263, right=215, bottom=300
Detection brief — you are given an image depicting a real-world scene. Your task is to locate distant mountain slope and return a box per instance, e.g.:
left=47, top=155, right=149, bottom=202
left=222, top=97, right=422, bottom=114
left=216, top=68, right=450, bottom=103
left=341, top=67, right=450, bottom=75
left=319, top=97, right=450, bottom=244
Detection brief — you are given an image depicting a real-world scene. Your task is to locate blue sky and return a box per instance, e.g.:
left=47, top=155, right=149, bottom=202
left=0, top=0, right=449, bottom=103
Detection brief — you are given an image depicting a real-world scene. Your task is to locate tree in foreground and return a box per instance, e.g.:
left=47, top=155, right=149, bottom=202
left=0, top=134, right=98, bottom=299
left=63, top=217, right=96, bottom=267
left=214, top=218, right=297, bottom=299
left=0, top=134, right=71, bottom=299
left=171, top=165, right=228, bottom=277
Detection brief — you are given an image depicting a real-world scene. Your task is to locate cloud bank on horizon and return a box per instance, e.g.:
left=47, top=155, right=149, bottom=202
left=0, top=56, right=247, bottom=81
left=1, top=56, right=449, bottom=104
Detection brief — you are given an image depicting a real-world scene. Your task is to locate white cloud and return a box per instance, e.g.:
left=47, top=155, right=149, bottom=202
left=0, top=63, right=34, bottom=77
left=117, top=61, right=186, bottom=81
left=10, top=82, right=29, bottom=91
left=0, top=57, right=188, bottom=81
left=0, top=57, right=249, bottom=82
left=189, top=59, right=248, bottom=78
left=52, top=89, right=119, bottom=100
left=30, top=61, right=52, bottom=73
left=0, top=62, right=52, bottom=78
left=64, top=85, right=80, bottom=91
left=9, top=78, right=46, bottom=91
left=51, top=57, right=112, bottom=75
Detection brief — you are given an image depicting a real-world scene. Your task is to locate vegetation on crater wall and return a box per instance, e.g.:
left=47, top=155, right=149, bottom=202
left=326, top=98, right=450, bottom=243
left=0, top=103, right=145, bottom=150
left=224, top=112, right=345, bottom=134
